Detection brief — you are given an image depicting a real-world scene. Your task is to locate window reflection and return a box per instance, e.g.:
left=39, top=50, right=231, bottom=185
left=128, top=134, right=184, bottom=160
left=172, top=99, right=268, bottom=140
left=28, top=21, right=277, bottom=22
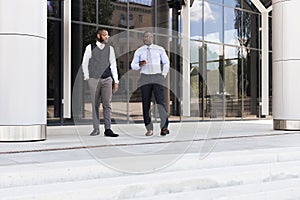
left=235, top=9, right=259, bottom=49
left=69, top=0, right=172, bottom=124
left=47, top=0, right=62, bottom=122
left=128, top=0, right=152, bottom=28
left=206, top=0, right=241, bottom=8
left=224, top=46, right=239, bottom=99
left=47, top=0, right=60, bottom=18
left=224, top=7, right=239, bottom=46
left=224, top=45, right=240, bottom=117
left=48, top=0, right=266, bottom=122
left=83, top=0, right=97, bottom=23
left=205, top=43, right=222, bottom=94
left=190, top=40, right=206, bottom=117
left=190, top=0, right=203, bottom=40
left=242, top=0, right=259, bottom=12
left=98, top=0, right=114, bottom=25
left=225, top=0, right=241, bottom=8
left=204, top=3, right=223, bottom=43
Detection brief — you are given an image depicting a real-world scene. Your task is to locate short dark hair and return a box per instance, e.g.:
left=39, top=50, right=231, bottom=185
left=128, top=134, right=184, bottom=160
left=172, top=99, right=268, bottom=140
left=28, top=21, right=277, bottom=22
left=96, top=28, right=107, bottom=37
left=143, top=31, right=153, bottom=37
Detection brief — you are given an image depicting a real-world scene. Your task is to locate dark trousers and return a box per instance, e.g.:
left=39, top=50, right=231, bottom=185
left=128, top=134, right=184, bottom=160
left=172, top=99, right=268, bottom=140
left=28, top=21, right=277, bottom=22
left=140, top=74, right=169, bottom=131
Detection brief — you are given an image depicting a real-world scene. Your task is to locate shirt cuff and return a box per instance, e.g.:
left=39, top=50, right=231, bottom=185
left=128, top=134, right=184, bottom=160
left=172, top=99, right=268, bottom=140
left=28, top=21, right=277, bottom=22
left=84, top=75, right=89, bottom=80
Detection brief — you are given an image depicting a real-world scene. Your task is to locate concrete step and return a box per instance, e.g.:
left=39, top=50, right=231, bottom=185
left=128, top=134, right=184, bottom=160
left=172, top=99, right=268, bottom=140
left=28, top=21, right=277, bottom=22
left=134, top=178, right=300, bottom=200
left=1, top=157, right=300, bottom=199
left=2, top=146, right=300, bottom=189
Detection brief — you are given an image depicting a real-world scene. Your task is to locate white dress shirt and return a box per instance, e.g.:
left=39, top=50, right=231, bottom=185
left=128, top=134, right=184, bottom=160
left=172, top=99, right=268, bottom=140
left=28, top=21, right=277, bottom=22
left=81, top=41, right=119, bottom=84
left=131, top=44, right=170, bottom=78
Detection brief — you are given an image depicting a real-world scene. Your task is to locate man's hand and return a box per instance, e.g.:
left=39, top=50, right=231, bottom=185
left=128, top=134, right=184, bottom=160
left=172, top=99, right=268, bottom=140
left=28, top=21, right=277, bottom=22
left=139, top=60, right=146, bottom=66
left=113, top=83, right=119, bottom=93
left=84, top=75, right=89, bottom=80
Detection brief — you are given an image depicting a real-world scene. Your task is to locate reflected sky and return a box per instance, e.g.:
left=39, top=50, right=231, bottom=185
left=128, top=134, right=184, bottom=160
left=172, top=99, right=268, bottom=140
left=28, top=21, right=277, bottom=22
left=190, top=0, right=263, bottom=59
left=117, top=0, right=152, bottom=6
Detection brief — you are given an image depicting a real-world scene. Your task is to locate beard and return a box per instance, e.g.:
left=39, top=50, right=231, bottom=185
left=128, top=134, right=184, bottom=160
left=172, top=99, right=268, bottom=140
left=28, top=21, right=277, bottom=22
left=98, top=37, right=108, bottom=43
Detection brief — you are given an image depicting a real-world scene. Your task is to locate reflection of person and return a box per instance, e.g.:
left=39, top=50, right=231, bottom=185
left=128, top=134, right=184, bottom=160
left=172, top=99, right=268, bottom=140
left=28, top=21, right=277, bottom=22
left=81, top=28, right=119, bottom=137
left=131, top=31, right=170, bottom=136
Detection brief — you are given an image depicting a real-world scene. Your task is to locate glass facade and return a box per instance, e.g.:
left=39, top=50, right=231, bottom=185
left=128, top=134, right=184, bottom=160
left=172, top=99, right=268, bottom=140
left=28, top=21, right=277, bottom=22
left=190, top=0, right=270, bottom=120
left=47, top=0, right=272, bottom=124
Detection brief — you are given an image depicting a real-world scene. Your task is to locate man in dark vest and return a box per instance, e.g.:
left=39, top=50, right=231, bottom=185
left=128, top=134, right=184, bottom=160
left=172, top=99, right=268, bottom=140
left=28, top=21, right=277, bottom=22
left=81, top=28, right=119, bottom=137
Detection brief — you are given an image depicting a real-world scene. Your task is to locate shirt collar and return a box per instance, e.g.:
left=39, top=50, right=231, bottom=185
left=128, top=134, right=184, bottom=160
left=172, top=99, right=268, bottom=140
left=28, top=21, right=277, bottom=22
left=144, top=44, right=153, bottom=49
left=96, top=41, right=105, bottom=49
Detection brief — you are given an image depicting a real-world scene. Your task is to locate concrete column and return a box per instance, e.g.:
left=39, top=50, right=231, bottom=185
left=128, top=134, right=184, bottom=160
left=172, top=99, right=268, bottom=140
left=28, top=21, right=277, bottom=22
left=273, top=0, right=300, bottom=130
left=0, top=0, right=47, bottom=140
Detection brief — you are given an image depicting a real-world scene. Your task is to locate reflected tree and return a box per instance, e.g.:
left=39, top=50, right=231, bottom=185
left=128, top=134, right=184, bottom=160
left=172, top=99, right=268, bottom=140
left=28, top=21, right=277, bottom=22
left=234, top=1, right=251, bottom=48
left=98, top=0, right=114, bottom=25
left=82, top=0, right=115, bottom=47
left=235, top=0, right=251, bottom=94
left=234, top=0, right=258, bottom=116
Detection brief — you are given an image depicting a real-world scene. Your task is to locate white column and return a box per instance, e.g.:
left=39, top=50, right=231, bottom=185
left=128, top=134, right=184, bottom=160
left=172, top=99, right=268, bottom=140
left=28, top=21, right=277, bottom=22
left=181, top=0, right=191, bottom=116
left=0, top=0, right=47, bottom=140
left=273, top=0, right=300, bottom=130
left=250, top=0, right=271, bottom=117
left=261, top=12, right=269, bottom=116
left=64, top=0, right=71, bottom=118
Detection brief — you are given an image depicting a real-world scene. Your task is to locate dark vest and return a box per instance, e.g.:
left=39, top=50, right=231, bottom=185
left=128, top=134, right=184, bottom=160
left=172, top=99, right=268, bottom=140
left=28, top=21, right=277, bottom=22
left=88, top=43, right=111, bottom=79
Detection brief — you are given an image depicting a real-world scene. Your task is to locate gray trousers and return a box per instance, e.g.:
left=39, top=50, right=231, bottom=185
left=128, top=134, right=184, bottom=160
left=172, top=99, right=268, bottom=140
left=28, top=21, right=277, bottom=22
left=88, top=77, right=112, bottom=130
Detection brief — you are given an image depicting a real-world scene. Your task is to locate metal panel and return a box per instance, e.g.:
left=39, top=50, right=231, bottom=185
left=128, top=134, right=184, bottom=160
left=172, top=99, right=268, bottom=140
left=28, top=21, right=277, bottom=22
left=0, top=125, right=46, bottom=141
left=274, top=119, right=300, bottom=130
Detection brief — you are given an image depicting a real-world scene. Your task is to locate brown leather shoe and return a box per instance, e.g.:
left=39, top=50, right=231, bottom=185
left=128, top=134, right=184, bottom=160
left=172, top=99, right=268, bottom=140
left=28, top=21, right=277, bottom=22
left=160, top=128, right=169, bottom=136
left=145, top=130, right=153, bottom=136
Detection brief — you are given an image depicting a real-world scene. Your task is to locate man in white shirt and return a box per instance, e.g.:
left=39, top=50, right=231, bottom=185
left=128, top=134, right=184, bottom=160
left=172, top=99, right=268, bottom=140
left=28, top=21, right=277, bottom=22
left=81, top=28, right=119, bottom=137
left=131, top=31, right=170, bottom=136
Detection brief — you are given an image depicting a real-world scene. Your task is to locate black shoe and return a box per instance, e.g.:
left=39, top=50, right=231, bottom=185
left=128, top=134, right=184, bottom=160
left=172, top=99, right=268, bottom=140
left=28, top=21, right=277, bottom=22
left=90, top=129, right=100, bottom=136
left=104, top=129, right=119, bottom=137
left=160, top=128, right=169, bottom=136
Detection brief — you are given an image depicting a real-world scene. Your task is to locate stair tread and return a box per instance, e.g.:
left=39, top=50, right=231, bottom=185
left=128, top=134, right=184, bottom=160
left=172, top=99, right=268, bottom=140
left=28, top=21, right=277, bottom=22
left=1, top=173, right=300, bottom=199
